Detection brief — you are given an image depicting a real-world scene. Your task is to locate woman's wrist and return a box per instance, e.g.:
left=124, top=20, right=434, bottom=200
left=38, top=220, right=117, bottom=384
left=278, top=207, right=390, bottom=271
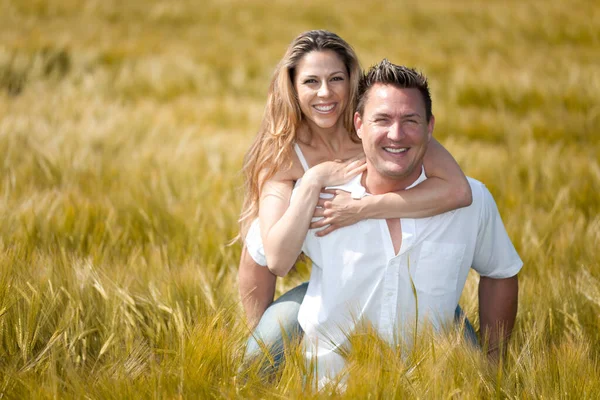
left=357, top=195, right=376, bottom=220
left=302, top=168, right=326, bottom=190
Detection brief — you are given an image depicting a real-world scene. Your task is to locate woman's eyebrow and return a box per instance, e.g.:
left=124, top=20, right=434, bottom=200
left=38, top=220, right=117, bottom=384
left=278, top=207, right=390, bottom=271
left=300, top=70, right=346, bottom=78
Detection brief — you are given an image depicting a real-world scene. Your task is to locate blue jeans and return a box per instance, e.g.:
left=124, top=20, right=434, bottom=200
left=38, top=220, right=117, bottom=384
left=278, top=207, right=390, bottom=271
left=243, top=282, right=479, bottom=372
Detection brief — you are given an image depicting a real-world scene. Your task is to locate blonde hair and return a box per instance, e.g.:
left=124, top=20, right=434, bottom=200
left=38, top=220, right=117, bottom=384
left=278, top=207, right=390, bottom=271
left=238, top=30, right=361, bottom=239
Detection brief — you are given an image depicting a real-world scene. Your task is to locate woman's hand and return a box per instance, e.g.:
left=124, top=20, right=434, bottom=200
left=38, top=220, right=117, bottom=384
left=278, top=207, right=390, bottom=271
left=304, top=155, right=366, bottom=188
left=259, top=154, right=364, bottom=276
left=310, top=189, right=364, bottom=236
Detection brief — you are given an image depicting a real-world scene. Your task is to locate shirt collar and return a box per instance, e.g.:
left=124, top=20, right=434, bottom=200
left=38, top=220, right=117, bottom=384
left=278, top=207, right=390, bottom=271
left=405, top=166, right=428, bottom=190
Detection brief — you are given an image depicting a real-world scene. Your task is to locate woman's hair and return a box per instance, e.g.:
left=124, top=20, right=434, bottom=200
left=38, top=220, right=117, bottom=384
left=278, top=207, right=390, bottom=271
left=238, top=30, right=361, bottom=239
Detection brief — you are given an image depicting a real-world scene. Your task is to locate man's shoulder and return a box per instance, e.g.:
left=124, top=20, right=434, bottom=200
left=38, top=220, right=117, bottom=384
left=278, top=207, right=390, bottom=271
left=465, top=177, right=498, bottom=215
left=466, top=177, right=486, bottom=201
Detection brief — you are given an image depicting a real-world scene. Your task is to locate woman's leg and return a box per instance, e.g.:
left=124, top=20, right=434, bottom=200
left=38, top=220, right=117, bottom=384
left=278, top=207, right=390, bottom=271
left=242, top=282, right=308, bottom=373
left=238, top=247, right=277, bottom=328
left=454, top=304, right=479, bottom=346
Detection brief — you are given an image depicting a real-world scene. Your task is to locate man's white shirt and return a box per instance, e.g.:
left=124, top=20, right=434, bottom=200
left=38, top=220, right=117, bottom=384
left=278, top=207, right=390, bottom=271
left=245, top=169, right=522, bottom=387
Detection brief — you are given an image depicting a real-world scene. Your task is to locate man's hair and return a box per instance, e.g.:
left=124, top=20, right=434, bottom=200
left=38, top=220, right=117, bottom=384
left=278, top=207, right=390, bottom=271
left=356, top=59, right=432, bottom=121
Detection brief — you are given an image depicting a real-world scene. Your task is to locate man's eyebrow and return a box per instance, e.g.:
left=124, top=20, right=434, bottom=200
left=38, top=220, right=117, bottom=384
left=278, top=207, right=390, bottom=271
left=369, top=112, right=392, bottom=119
left=401, top=112, right=423, bottom=119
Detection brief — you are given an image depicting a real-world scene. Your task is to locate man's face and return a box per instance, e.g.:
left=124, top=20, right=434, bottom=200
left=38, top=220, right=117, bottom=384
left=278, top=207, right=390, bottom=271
left=355, top=84, right=434, bottom=188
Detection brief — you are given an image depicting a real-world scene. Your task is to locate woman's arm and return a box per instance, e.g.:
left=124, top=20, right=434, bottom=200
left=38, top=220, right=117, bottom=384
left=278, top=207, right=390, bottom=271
left=238, top=247, right=277, bottom=328
left=365, top=138, right=472, bottom=217
left=310, top=139, right=472, bottom=235
left=260, top=157, right=366, bottom=276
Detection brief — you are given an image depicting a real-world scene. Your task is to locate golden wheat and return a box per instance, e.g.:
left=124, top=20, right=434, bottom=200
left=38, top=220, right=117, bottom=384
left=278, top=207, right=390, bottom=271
left=0, top=0, right=598, bottom=397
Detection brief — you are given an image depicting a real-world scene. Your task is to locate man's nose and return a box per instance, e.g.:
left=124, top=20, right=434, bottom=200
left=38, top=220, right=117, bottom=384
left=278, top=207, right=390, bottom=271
left=317, top=82, right=330, bottom=97
left=388, top=122, right=405, bottom=141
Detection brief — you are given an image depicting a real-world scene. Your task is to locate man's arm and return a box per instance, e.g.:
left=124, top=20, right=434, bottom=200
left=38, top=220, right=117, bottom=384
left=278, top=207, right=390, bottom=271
left=478, top=275, right=519, bottom=359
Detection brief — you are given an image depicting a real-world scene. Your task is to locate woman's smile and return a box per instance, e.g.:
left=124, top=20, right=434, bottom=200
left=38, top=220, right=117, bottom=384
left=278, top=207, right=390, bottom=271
left=313, top=103, right=337, bottom=113
left=294, top=50, right=350, bottom=130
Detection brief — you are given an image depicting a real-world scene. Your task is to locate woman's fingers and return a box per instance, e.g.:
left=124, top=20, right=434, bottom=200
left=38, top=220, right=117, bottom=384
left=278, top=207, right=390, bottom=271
left=316, top=197, right=333, bottom=208
left=321, top=189, right=337, bottom=196
left=315, top=224, right=339, bottom=237
left=345, top=159, right=366, bottom=168
left=343, top=160, right=367, bottom=180
left=349, top=162, right=368, bottom=176
left=313, top=207, right=325, bottom=218
left=312, top=156, right=366, bottom=187
left=310, top=217, right=329, bottom=229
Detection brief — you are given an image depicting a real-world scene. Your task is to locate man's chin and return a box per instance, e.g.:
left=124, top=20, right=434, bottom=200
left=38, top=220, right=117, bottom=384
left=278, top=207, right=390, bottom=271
left=380, top=164, right=411, bottom=178
left=377, top=163, right=423, bottom=183
left=383, top=171, right=411, bottom=180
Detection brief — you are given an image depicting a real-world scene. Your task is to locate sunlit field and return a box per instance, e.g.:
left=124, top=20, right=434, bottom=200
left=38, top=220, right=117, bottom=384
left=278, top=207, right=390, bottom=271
left=1, top=0, right=599, bottom=397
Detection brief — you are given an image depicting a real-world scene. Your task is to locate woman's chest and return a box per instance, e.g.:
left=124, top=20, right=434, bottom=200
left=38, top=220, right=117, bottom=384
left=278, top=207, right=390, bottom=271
left=299, top=143, right=364, bottom=168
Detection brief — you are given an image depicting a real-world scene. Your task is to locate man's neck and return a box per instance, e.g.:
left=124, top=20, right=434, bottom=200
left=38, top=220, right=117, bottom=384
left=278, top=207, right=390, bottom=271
left=362, top=164, right=424, bottom=195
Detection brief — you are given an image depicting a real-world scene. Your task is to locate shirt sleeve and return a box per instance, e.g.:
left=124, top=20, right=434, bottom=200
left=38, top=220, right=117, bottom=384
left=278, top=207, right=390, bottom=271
left=244, top=218, right=268, bottom=267
left=472, top=184, right=523, bottom=278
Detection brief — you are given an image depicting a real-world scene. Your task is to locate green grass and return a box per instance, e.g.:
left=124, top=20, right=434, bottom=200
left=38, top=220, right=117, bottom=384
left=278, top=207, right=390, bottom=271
left=0, top=0, right=599, bottom=397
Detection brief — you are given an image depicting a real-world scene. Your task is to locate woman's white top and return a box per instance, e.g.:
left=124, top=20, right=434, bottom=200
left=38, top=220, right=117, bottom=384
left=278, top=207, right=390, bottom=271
left=245, top=143, right=309, bottom=266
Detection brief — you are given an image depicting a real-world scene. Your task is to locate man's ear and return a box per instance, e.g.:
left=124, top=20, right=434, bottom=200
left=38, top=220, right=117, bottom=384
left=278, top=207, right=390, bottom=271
left=427, top=114, right=435, bottom=142
left=354, top=112, right=363, bottom=139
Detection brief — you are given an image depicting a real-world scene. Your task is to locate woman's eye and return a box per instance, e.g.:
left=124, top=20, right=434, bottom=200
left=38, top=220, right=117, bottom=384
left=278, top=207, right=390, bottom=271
left=303, top=79, right=318, bottom=84
left=331, top=76, right=344, bottom=82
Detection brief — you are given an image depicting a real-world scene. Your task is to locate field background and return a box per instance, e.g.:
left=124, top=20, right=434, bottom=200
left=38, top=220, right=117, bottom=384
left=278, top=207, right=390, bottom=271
left=1, top=0, right=599, bottom=398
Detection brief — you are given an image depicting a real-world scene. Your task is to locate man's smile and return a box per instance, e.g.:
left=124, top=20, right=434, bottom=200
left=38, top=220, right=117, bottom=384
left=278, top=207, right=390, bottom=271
left=383, top=146, right=409, bottom=154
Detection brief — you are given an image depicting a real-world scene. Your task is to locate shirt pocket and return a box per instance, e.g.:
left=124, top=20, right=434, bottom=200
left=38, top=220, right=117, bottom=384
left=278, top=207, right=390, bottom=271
left=414, top=241, right=466, bottom=296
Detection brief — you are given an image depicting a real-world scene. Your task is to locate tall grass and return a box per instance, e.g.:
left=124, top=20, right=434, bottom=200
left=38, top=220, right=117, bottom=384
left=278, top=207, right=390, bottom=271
left=0, top=0, right=599, bottom=397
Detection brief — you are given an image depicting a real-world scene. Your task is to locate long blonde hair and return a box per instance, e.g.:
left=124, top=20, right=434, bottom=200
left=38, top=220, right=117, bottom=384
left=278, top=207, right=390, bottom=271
left=239, top=30, right=361, bottom=239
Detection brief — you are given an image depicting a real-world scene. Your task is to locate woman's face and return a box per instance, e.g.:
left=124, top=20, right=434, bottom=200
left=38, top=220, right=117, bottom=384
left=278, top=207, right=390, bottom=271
left=294, top=50, right=350, bottom=131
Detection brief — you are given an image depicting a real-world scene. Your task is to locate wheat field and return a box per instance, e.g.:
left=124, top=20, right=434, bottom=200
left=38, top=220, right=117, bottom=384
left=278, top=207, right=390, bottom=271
left=0, top=0, right=599, bottom=398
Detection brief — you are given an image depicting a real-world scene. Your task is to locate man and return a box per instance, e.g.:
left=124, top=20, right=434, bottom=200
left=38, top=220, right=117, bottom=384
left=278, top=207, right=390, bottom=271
left=290, top=60, right=522, bottom=387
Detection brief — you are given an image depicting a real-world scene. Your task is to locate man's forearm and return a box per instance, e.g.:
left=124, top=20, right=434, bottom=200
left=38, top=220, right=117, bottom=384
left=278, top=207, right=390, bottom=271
left=479, top=275, right=519, bottom=358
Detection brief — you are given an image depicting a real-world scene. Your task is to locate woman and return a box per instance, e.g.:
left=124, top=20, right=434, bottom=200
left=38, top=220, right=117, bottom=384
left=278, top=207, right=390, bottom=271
left=238, top=30, right=476, bottom=368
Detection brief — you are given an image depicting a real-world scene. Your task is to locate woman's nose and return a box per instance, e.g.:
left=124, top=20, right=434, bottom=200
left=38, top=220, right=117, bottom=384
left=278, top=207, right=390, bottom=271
left=317, top=82, right=330, bottom=97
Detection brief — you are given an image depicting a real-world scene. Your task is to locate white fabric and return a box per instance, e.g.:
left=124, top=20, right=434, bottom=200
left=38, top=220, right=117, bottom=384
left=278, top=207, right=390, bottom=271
left=244, top=143, right=310, bottom=266
left=296, top=169, right=523, bottom=387
left=246, top=218, right=267, bottom=266
left=294, top=143, right=310, bottom=172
